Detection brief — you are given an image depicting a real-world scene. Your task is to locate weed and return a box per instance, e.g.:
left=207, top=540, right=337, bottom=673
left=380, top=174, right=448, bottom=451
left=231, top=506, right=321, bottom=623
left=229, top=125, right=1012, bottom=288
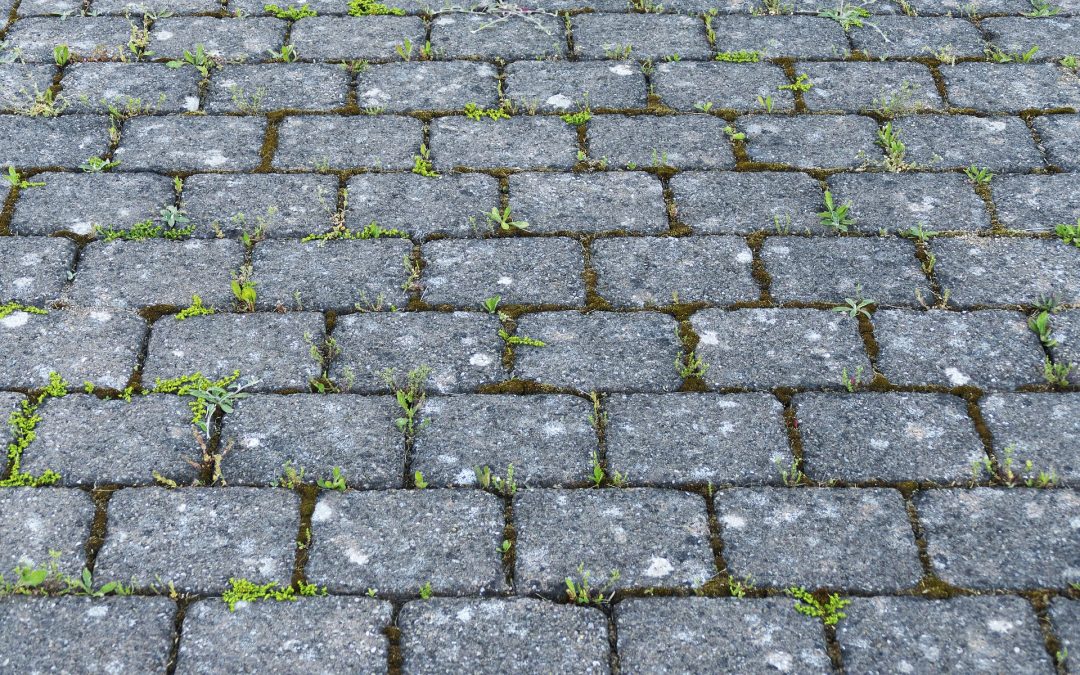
left=15, top=86, right=67, bottom=118
left=971, top=444, right=1059, bottom=487
left=380, top=366, right=431, bottom=436
left=604, top=44, right=633, bottom=60
left=414, top=470, right=429, bottom=489
left=94, top=216, right=193, bottom=242
left=271, top=461, right=306, bottom=488
left=79, top=155, right=120, bottom=172
left=757, top=94, right=774, bottom=112
left=1056, top=218, right=1080, bottom=247
left=833, top=283, right=874, bottom=319
left=0, top=302, right=47, bottom=320
left=900, top=222, right=938, bottom=243
left=498, top=329, right=545, bottom=347
left=931, top=44, right=958, bottom=66
left=53, top=44, right=71, bottom=67
left=819, top=1, right=870, bottom=30
left=482, top=295, right=501, bottom=315
left=1024, top=0, right=1060, bottom=16
left=877, top=122, right=909, bottom=172
left=1044, top=357, right=1073, bottom=387
left=166, top=44, right=218, bottom=80
left=1028, top=310, right=1057, bottom=348
left=565, top=564, right=620, bottom=605
left=317, top=466, right=347, bottom=491
left=412, top=142, right=439, bottom=178
left=264, top=2, right=317, bottom=18
left=1062, top=55, right=1079, bottom=70
left=588, top=451, right=627, bottom=487
left=755, top=0, right=793, bottom=14
left=629, top=0, right=664, bottom=11
left=187, top=379, right=254, bottom=437
left=962, top=164, right=994, bottom=185
left=485, top=206, right=529, bottom=232
left=586, top=391, right=607, bottom=431
left=873, top=80, right=923, bottom=117
left=775, top=456, right=806, bottom=486
left=0, top=552, right=133, bottom=598
left=175, top=294, right=215, bottom=321
left=728, top=574, right=754, bottom=598
left=267, top=44, right=298, bottom=62
left=778, top=73, right=812, bottom=93
left=222, top=578, right=325, bottom=611
left=675, top=349, right=709, bottom=378
left=475, top=464, right=517, bottom=495
left=5, top=166, right=45, bottom=189
left=715, top=49, right=761, bottom=62
left=302, top=220, right=407, bottom=243
left=418, top=581, right=433, bottom=599
left=722, top=124, right=745, bottom=141
left=818, top=190, right=855, bottom=233
left=464, top=102, right=510, bottom=121
left=1, top=372, right=67, bottom=487
left=986, top=44, right=1040, bottom=63
left=231, top=267, right=257, bottom=312
left=560, top=106, right=592, bottom=126
left=787, top=586, right=850, bottom=625
left=841, top=365, right=865, bottom=392
left=349, top=0, right=405, bottom=14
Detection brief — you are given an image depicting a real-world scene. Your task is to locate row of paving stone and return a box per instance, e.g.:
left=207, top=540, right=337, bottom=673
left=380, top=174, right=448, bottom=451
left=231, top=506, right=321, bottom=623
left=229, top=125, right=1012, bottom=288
left=2, top=306, right=1078, bottom=390
left=4, top=14, right=1080, bottom=62
left=3, top=390, right=1079, bottom=485
left=4, top=60, right=1080, bottom=115
left=3, top=593, right=1077, bottom=673
left=4, top=112, right=1080, bottom=171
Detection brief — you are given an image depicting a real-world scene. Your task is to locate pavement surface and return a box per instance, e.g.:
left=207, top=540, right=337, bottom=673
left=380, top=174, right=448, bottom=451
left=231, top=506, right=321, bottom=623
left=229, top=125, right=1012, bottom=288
left=1, top=0, right=1079, bottom=672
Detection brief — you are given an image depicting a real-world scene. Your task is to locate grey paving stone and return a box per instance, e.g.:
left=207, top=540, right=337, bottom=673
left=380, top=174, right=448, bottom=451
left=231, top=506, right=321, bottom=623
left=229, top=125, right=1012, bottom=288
left=653, top=61, right=794, bottom=113
left=1051, top=310, right=1080, bottom=385
left=932, top=237, right=1080, bottom=307
left=915, top=487, right=1080, bottom=590
left=893, top=114, right=1044, bottom=171
left=114, top=116, right=267, bottom=172
left=514, top=488, right=714, bottom=593
left=346, top=173, right=500, bottom=240
left=983, top=17, right=1080, bottom=59
left=412, top=394, right=595, bottom=488
left=356, top=61, right=499, bottom=113
left=715, top=487, right=922, bottom=591
left=943, top=63, right=1080, bottom=113
left=0, top=63, right=56, bottom=113
left=512, top=311, right=683, bottom=392
left=690, top=308, right=871, bottom=389
left=588, top=114, right=736, bottom=170
left=593, top=236, right=758, bottom=308
left=801, top=61, right=944, bottom=113
left=1033, top=114, right=1080, bottom=170
left=399, top=598, right=609, bottom=675
left=504, top=61, right=647, bottom=113
left=61, top=62, right=201, bottom=115
left=901, top=0, right=1026, bottom=14
left=431, top=13, right=566, bottom=60
left=0, top=236, right=74, bottom=305
left=0, top=308, right=144, bottom=390
left=707, top=15, right=848, bottom=58
left=838, top=596, right=1054, bottom=674
left=430, top=116, right=578, bottom=171
left=571, top=14, right=711, bottom=60
left=228, top=0, right=356, bottom=14
left=794, top=392, right=984, bottom=484
left=0, top=393, right=22, bottom=448
left=221, top=393, right=403, bottom=489
left=205, top=63, right=350, bottom=113
left=178, top=597, right=391, bottom=675
left=827, top=172, right=990, bottom=234
left=290, top=16, right=426, bottom=61
left=873, top=309, right=1047, bottom=389
left=0, top=597, right=175, bottom=674
left=70, top=239, right=242, bottom=310
left=14, top=0, right=80, bottom=14
left=274, top=114, right=419, bottom=170
left=143, top=312, right=325, bottom=392
left=329, top=311, right=505, bottom=394
left=181, top=173, right=337, bottom=239
left=0, top=115, right=109, bottom=168
left=616, top=597, right=831, bottom=674
left=671, top=170, right=823, bottom=235
left=5, top=17, right=129, bottom=61
left=509, top=171, right=667, bottom=235
left=150, top=17, right=286, bottom=60
left=93, top=0, right=221, bottom=13
left=763, top=236, right=929, bottom=306
left=0, top=488, right=94, bottom=577
left=851, top=16, right=986, bottom=58
left=742, top=114, right=880, bottom=169
left=421, top=237, right=585, bottom=307
left=11, top=172, right=173, bottom=237
left=981, top=393, right=1080, bottom=485
left=307, top=489, right=505, bottom=595
left=991, top=173, right=1080, bottom=232
left=23, top=395, right=199, bottom=487
left=1050, top=598, right=1080, bottom=668
left=252, top=239, right=412, bottom=312
left=605, top=392, right=789, bottom=486
left=95, top=487, right=300, bottom=593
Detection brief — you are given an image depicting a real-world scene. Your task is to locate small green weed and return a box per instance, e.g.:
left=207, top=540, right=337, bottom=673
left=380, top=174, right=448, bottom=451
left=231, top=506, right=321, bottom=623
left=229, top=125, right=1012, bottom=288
left=264, top=2, right=317, bottom=19
left=317, top=466, right=347, bottom=491
left=414, top=470, right=428, bottom=489
left=412, top=143, right=439, bottom=178
left=475, top=464, right=517, bottom=495
left=714, top=50, right=760, bottom=63
left=5, top=166, right=45, bottom=189
left=964, top=165, right=993, bottom=185
left=818, top=190, right=855, bottom=233
left=787, top=586, right=850, bottom=625
left=175, top=294, right=215, bottom=321
left=498, top=329, right=545, bottom=347
left=778, top=73, right=812, bottom=92
left=486, top=206, right=529, bottom=232
left=1056, top=219, right=1080, bottom=247
left=565, top=564, right=620, bottom=605
left=379, top=366, right=431, bottom=437
left=349, top=0, right=405, bottom=14
left=464, top=102, right=510, bottom=121
left=222, top=578, right=325, bottom=611
left=833, top=283, right=874, bottom=319
left=79, top=156, right=120, bottom=172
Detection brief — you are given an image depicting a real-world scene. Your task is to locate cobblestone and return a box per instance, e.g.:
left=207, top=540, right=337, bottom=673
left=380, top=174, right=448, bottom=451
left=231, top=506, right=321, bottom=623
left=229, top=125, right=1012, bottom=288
left=742, top=114, right=880, bottom=169
left=0, top=115, right=109, bottom=168
left=990, top=173, right=1080, bottom=232
left=346, top=173, right=500, bottom=240
left=826, top=172, right=990, bottom=234
left=115, top=116, right=267, bottom=172
left=931, top=237, right=1080, bottom=307
left=981, top=393, right=1080, bottom=484
left=588, top=114, right=737, bottom=170
left=571, top=14, right=712, bottom=61
left=150, top=17, right=286, bottom=61
left=1033, top=114, right=1080, bottom=170
left=504, top=61, right=647, bottom=112
left=670, top=170, right=822, bottom=234
left=61, top=62, right=200, bottom=115
left=943, top=63, right=1080, bottom=112
left=181, top=173, right=337, bottom=239
left=205, top=64, right=350, bottom=113
left=431, top=13, right=566, bottom=60
left=706, top=16, right=847, bottom=58
left=653, top=61, right=794, bottom=113
left=274, top=115, right=419, bottom=170
left=11, top=172, right=173, bottom=237
left=431, top=116, right=579, bottom=171
left=0, top=488, right=94, bottom=577
left=801, top=61, right=943, bottom=113
left=290, top=16, right=426, bottom=61
left=356, top=62, right=498, bottom=113
left=850, top=17, right=986, bottom=58
left=893, top=114, right=1044, bottom=171
left=0, top=236, right=74, bottom=305
left=509, top=171, right=666, bottom=235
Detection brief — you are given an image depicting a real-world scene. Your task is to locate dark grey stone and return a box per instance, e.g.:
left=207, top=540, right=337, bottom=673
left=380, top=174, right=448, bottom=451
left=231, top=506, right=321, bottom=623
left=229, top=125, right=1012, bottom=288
left=221, top=393, right=404, bottom=489
left=430, top=13, right=566, bottom=60
left=95, top=487, right=300, bottom=593
left=177, top=597, right=391, bottom=675
left=11, top=172, right=173, bottom=237
left=571, top=14, right=712, bottom=60
left=915, top=487, right=1080, bottom=589
left=1051, top=310, right=1080, bottom=385
left=24, top=395, right=200, bottom=487
left=592, top=235, right=758, bottom=308
left=61, top=62, right=201, bottom=115
left=229, top=0, right=355, bottom=15
left=400, top=598, right=609, bottom=674
left=653, top=61, right=794, bottom=113
left=0, top=63, right=56, bottom=114
left=827, top=172, right=990, bottom=234
left=893, top=114, right=1044, bottom=171
left=605, top=392, right=789, bottom=486
left=1050, top=598, right=1079, bottom=668
left=0, top=236, right=74, bottom=305
left=329, top=311, right=505, bottom=394
left=991, top=173, right=1080, bottom=232
left=931, top=237, right=1080, bottom=307
left=346, top=173, right=500, bottom=240
left=671, top=170, right=823, bottom=235
left=0, top=393, right=22, bottom=448
left=690, top=308, right=872, bottom=389
left=851, top=16, right=986, bottom=58
left=943, top=63, right=1080, bottom=112
left=983, top=17, right=1080, bottom=59
left=0, top=115, right=109, bottom=168
left=509, top=171, right=667, bottom=235
left=801, top=61, right=943, bottom=113
left=794, top=392, right=984, bottom=484
left=114, top=116, right=267, bottom=172
left=252, top=239, right=412, bottom=312
left=505, top=61, right=647, bottom=113
left=873, top=309, right=1047, bottom=390
left=1033, top=114, right=1080, bottom=170
left=587, top=114, right=737, bottom=170
left=421, top=237, right=586, bottom=307
left=143, top=312, right=325, bottom=392
left=181, top=173, right=338, bottom=239
left=0, top=488, right=94, bottom=578
left=616, top=598, right=831, bottom=674
left=306, top=489, right=505, bottom=595
left=5, top=17, right=129, bottom=62
left=0, top=598, right=175, bottom=674
left=356, top=61, right=499, bottom=113
left=93, top=0, right=221, bottom=13
left=763, top=236, right=929, bottom=306
left=512, top=311, right=683, bottom=392
left=514, top=488, right=715, bottom=594
left=742, top=114, right=881, bottom=169
left=981, top=393, right=1080, bottom=484
left=412, top=394, right=595, bottom=488
left=14, top=0, right=80, bottom=14
left=902, top=0, right=1026, bottom=14
left=430, top=116, right=578, bottom=171
left=149, top=17, right=287, bottom=61
left=715, top=487, right=922, bottom=591
left=290, top=16, right=426, bottom=61
left=205, top=64, right=350, bottom=113
left=707, top=15, right=848, bottom=58
left=838, top=596, right=1054, bottom=674
left=273, top=115, right=420, bottom=170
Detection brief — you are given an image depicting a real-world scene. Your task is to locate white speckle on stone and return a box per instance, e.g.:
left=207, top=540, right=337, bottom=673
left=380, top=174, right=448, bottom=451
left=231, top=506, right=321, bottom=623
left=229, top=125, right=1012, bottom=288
left=311, top=501, right=333, bottom=522
left=644, top=557, right=674, bottom=577
left=90, top=311, right=112, bottom=323
left=765, top=651, right=794, bottom=672
left=609, top=64, right=634, bottom=76
left=241, top=436, right=260, bottom=449
left=497, top=276, right=514, bottom=286
left=545, top=94, right=573, bottom=110
left=543, top=421, right=566, bottom=436
left=721, top=514, right=746, bottom=529
left=86, top=606, right=109, bottom=618
left=987, top=619, right=1014, bottom=633
left=698, top=330, right=719, bottom=345
left=804, top=331, right=821, bottom=342
left=13, top=277, right=32, bottom=289
left=203, top=150, right=229, bottom=168
left=470, top=353, right=493, bottom=367
left=985, top=119, right=1007, bottom=132
left=735, top=249, right=753, bottom=263
left=184, top=96, right=200, bottom=112
left=944, top=367, right=971, bottom=386
left=0, top=312, right=30, bottom=328
left=897, top=660, right=915, bottom=674
left=345, top=546, right=370, bottom=566
left=258, top=557, right=276, bottom=576
left=870, top=438, right=889, bottom=450
left=434, top=14, right=455, bottom=24
left=71, top=221, right=94, bottom=235
left=456, top=606, right=474, bottom=622
left=156, top=30, right=174, bottom=40
left=171, top=349, right=186, bottom=358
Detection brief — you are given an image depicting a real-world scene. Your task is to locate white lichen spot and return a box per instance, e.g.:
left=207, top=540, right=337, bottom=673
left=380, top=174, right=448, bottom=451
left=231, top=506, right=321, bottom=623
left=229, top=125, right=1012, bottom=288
left=456, top=606, right=474, bottom=622
left=944, top=367, right=971, bottom=386
left=71, top=221, right=94, bottom=235
left=12, top=277, right=32, bottom=289
left=241, top=436, right=260, bottom=449
left=987, top=619, right=1014, bottom=634
left=90, top=311, right=112, bottom=323
left=765, top=651, right=794, bottom=672
left=545, top=94, right=573, bottom=110
left=170, top=349, right=186, bottom=358
left=608, top=64, right=634, bottom=76
left=721, top=514, right=746, bottom=529
left=0, top=312, right=30, bottom=329
left=345, top=546, right=370, bottom=566
left=497, top=276, right=514, bottom=286
left=644, top=557, right=674, bottom=577
left=735, top=249, right=753, bottom=264
left=203, top=150, right=229, bottom=168
left=183, top=96, right=200, bottom=112
left=543, top=421, right=566, bottom=436
left=698, top=330, right=719, bottom=346
left=311, top=501, right=333, bottom=522
left=470, top=353, right=493, bottom=367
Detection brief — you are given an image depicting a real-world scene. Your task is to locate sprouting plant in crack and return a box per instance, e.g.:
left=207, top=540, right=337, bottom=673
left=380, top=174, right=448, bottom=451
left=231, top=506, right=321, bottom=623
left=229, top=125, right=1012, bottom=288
left=775, top=456, right=807, bottom=486
left=166, top=43, right=218, bottom=81
left=175, top=294, right=214, bottom=321
left=485, top=206, right=528, bottom=232
left=787, top=586, right=850, bottom=625
left=222, top=578, right=326, bottom=611
left=841, top=365, right=865, bottom=393
left=817, top=190, right=855, bottom=233
left=413, top=470, right=429, bottom=489
left=499, top=329, right=545, bottom=347
left=1044, top=357, right=1073, bottom=387
left=2, top=371, right=67, bottom=487
left=184, top=430, right=234, bottom=487
left=1028, top=309, right=1058, bottom=348
left=5, top=166, right=45, bottom=189
left=971, top=444, right=1058, bottom=488
left=1056, top=218, right=1080, bottom=248
left=317, top=466, right=347, bottom=491
left=0, top=551, right=134, bottom=598
left=964, top=164, right=993, bottom=185
left=778, top=73, right=812, bottom=93
left=818, top=1, right=870, bottom=30
left=877, top=122, right=910, bottom=172
left=475, top=464, right=517, bottom=495
left=675, top=348, right=709, bottom=379
left=187, top=379, right=256, bottom=436
left=1024, top=0, right=1060, bottom=17
left=588, top=451, right=626, bottom=487
left=565, top=564, right=620, bottom=606
left=900, top=222, right=938, bottom=243
left=231, top=266, right=257, bottom=312
left=412, top=142, right=439, bottom=178
left=379, top=366, right=431, bottom=437
left=833, top=283, right=874, bottom=319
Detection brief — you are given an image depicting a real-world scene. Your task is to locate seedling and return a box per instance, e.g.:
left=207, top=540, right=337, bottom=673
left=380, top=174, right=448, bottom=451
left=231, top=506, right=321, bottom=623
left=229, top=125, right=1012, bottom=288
left=267, top=44, right=298, bottom=62
left=833, top=284, right=874, bottom=319
left=877, top=122, right=909, bottom=172
left=380, top=366, right=431, bottom=436
left=231, top=268, right=257, bottom=312
left=818, top=1, right=870, bottom=30
left=1024, top=0, right=1060, bottom=17
left=499, top=329, right=546, bottom=347
left=604, top=44, right=633, bottom=60
left=775, top=457, right=806, bottom=486
left=317, top=466, right=347, bottom=491
left=264, top=2, right=317, bottom=19
left=1056, top=218, right=1080, bottom=247
left=972, top=444, right=1059, bottom=487
left=485, top=206, right=529, bottom=231
left=714, top=50, right=760, bottom=63
left=818, top=190, right=855, bottom=233
left=499, top=539, right=511, bottom=555
left=53, top=44, right=70, bottom=66
left=474, top=464, right=517, bottom=495
left=693, top=101, right=714, bottom=113
left=349, top=0, right=405, bottom=14
left=560, top=104, right=592, bottom=126
left=412, top=142, right=439, bottom=178
left=841, top=365, right=865, bottom=392
left=79, top=155, right=120, bottom=172
left=222, top=578, right=324, bottom=611
left=727, top=574, right=754, bottom=598
left=963, top=164, right=994, bottom=185
left=787, top=586, right=850, bottom=625
left=166, top=44, right=216, bottom=79
left=676, top=349, right=709, bottom=378
left=175, top=294, right=214, bottom=321
left=1028, top=310, right=1057, bottom=348
left=589, top=452, right=605, bottom=487
left=188, top=379, right=255, bottom=436
left=986, top=44, right=1040, bottom=63
left=481, top=295, right=501, bottom=314
left=464, top=102, right=510, bottom=121
left=1062, top=55, right=1079, bottom=70
left=565, top=564, right=620, bottom=605
left=1044, top=358, right=1073, bottom=386
left=414, top=470, right=429, bottom=489
left=418, top=581, right=433, bottom=599
left=900, top=223, right=938, bottom=243
left=757, top=94, right=774, bottom=112
left=778, top=73, right=812, bottom=93
left=722, top=124, right=745, bottom=141
left=271, top=461, right=307, bottom=488
left=4, top=166, right=44, bottom=189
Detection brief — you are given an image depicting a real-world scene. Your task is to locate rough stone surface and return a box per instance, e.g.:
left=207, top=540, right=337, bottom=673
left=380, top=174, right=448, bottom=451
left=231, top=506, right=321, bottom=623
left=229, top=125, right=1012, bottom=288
left=181, top=173, right=338, bottom=239
left=983, top=17, right=1080, bottom=59
left=1033, top=114, right=1080, bottom=170
left=273, top=115, right=420, bottom=170
left=431, top=13, right=566, bottom=60
left=802, top=61, right=943, bottom=113
left=356, top=61, right=498, bottom=112
left=205, top=64, right=350, bottom=113
left=114, top=116, right=267, bottom=172
left=571, top=14, right=712, bottom=60
left=943, top=63, right=1080, bottom=112
left=653, top=61, right=794, bottom=113
left=5, top=18, right=129, bottom=61
left=706, top=16, right=848, bottom=58
left=1051, top=599, right=1080, bottom=668
left=150, top=17, right=286, bottom=61
left=671, top=171, right=823, bottom=234
left=981, top=393, right=1080, bottom=484
left=742, top=114, right=881, bottom=169
left=509, top=171, right=667, bottom=235
left=931, top=237, right=1080, bottom=307
left=0, top=236, right=75, bottom=304
left=850, top=17, right=986, bottom=58
left=991, top=173, right=1080, bottom=232
left=346, top=173, right=500, bottom=240
left=430, top=116, right=578, bottom=170
left=893, top=114, right=1044, bottom=171
left=505, top=61, right=647, bottom=112
left=61, top=62, right=200, bottom=114
left=827, top=172, right=991, bottom=233
left=588, top=114, right=736, bottom=170
left=0, top=115, right=109, bottom=168
left=1050, top=310, right=1080, bottom=386
left=11, top=172, right=174, bottom=236
left=290, top=16, right=425, bottom=61
left=0, top=489, right=94, bottom=577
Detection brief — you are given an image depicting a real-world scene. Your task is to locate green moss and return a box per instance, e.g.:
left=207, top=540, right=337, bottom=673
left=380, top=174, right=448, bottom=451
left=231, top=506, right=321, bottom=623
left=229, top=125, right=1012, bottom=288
left=222, top=577, right=326, bottom=611
left=148, top=370, right=240, bottom=428
left=175, top=294, right=215, bottom=321
left=715, top=50, right=761, bottom=63
left=2, top=372, right=67, bottom=487
left=94, top=218, right=196, bottom=242
left=301, top=221, right=408, bottom=242
left=463, top=102, right=510, bottom=121
left=0, top=302, right=47, bottom=320
left=264, top=2, right=317, bottom=19
left=347, top=0, right=404, bottom=15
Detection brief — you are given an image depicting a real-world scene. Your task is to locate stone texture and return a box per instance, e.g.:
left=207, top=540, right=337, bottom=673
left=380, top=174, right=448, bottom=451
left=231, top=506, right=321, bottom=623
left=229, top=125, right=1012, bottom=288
left=715, top=488, right=922, bottom=592
left=114, top=116, right=267, bottom=172
left=931, top=237, right=1080, bottom=307
left=0, top=115, right=109, bottom=168
left=0, top=488, right=94, bottom=577
left=1051, top=599, right=1080, bottom=669
left=431, top=13, right=566, bottom=60
left=671, top=171, right=823, bottom=235
left=290, top=16, right=426, bottom=61
left=5, top=18, right=129, bottom=61
left=11, top=172, right=173, bottom=237
left=893, top=114, right=1044, bottom=171
left=1033, top=114, right=1080, bottom=170
left=802, top=61, right=943, bottom=113
left=306, top=489, right=505, bottom=595
left=851, top=17, right=987, bottom=58
left=514, top=488, right=715, bottom=593
left=356, top=61, right=499, bottom=112
left=181, top=173, right=338, bottom=239
left=991, top=173, right=1080, bottom=232
left=505, top=61, right=647, bottom=112
left=571, top=14, right=712, bottom=60
left=707, top=15, right=848, bottom=58
left=61, top=62, right=200, bottom=115
left=149, top=17, right=286, bottom=61
left=0, top=236, right=74, bottom=305
left=943, top=63, right=1080, bottom=112
left=430, top=116, right=578, bottom=171
left=827, top=172, right=990, bottom=234
left=509, top=171, right=667, bottom=235
left=273, top=115, right=420, bottom=170
left=346, top=173, right=500, bottom=240
left=587, top=114, right=736, bottom=170
left=742, top=114, right=881, bottom=169
left=983, top=17, right=1080, bottom=59
left=0, top=64, right=55, bottom=113
left=205, top=63, right=350, bottom=113
left=652, top=61, right=794, bottom=113
left=1051, top=310, right=1080, bottom=385
left=981, top=393, right=1080, bottom=484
